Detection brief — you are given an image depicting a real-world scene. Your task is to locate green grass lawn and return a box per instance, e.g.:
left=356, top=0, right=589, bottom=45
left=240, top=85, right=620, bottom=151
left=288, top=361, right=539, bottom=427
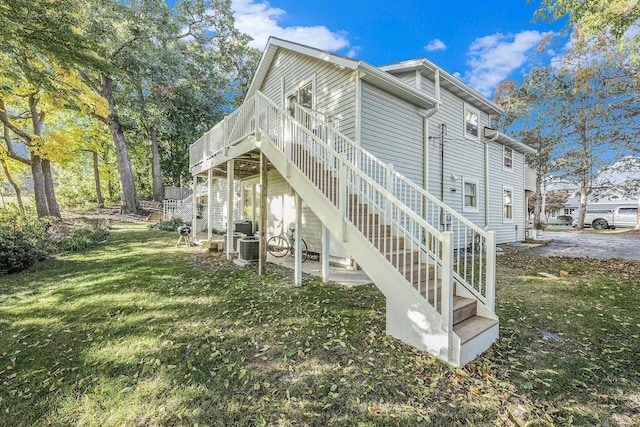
left=1, top=223, right=639, bottom=426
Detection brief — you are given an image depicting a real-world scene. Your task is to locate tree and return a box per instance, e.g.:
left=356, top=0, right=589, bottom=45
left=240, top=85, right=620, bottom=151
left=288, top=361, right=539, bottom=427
left=494, top=66, right=565, bottom=229
left=80, top=0, right=258, bottom=212
left=554, top=33, right=639, bottom=229
left=535, top=0, right=640, bottom=62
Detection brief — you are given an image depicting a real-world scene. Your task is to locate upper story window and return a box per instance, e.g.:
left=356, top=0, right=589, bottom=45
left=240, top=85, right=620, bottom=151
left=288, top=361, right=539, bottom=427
left=464, top=104, right=479, bottom=140
left=503, top=146, right=513, bottom=171
left=287, top=80, right=314, bottom=115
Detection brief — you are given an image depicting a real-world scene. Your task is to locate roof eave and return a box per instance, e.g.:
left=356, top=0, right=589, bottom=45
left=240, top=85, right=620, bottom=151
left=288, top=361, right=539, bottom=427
left=358, top=62, right=439, bottom=110
left=380, top=60, right=504, bottom=115
left=484, top=127, right=536, bottom=155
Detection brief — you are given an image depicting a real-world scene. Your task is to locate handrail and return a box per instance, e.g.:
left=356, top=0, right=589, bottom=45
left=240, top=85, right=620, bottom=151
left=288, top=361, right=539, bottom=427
left=294, top=103, right=488, bottom=235
left=189, top=91, right=496, bottom=317
left=293, top=103, right=496, bottom=307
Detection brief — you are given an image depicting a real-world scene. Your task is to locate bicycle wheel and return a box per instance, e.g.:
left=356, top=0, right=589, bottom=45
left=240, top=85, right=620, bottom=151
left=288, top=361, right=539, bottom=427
left=267, top=235, right=290, bottom=257
left=300, top=239, right=309, bottom=262
left=292, top=239, right=309, bottom=262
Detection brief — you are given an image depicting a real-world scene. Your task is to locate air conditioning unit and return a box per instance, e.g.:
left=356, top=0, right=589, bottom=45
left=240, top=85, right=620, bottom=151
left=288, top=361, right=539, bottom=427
left=238, top=237, right=259, bottom=262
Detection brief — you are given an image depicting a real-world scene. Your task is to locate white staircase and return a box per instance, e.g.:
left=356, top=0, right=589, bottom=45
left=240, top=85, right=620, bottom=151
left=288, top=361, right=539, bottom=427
left=190, top=92, right=498, bottom=366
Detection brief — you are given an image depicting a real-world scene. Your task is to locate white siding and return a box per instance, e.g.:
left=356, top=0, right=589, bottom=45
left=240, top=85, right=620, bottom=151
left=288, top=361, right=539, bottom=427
left=425, top=90, right=487, bottom=229
left=360, top=82, right=425, bottom=187
left=207, top=178, right=242, bottom=232
left=394, top=69, right=528, bottom=242
left=265, top=170, right=348, bottom=258
left=488, top=144, right=526, bottom=243
left=260, top=50, right=357, bottom=140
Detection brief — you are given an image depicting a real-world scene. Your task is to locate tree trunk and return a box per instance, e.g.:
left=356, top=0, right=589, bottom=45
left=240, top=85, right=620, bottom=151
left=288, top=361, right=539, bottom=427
left=41, top=158, right=60, bottom=218
left=93, top=151, right=104, bottom=208
left=576, top=156, right=590, bottom=230
left=1, top=159, right=23, bottom=210
left=149, top=127, right=164, bottom=202
left=533, top=179, right=542, bottom=228
left=31, top=155, right=49, bottom=217
left=102, top=74, right=140, bottom=214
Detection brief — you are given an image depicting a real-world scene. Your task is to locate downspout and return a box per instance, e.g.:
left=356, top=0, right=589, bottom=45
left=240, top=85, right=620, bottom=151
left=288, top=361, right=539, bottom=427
left=485, top=130, right=499, bottom=228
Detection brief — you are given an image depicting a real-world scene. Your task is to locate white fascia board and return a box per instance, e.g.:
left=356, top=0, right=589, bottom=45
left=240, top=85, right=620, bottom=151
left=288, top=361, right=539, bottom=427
left=357, top=62, right=440, bottom=110
left=485, top=127, right=536, bottom=155
left=380, top=59, right=504, bottom=115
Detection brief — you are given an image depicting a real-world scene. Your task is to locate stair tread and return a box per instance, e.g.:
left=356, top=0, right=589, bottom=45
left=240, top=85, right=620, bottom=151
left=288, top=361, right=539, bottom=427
left=453, top=316, right=498, bottom=345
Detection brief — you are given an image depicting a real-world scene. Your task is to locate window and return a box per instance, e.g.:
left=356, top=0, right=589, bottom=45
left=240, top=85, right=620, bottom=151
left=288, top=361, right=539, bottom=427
left=503, top=187, right=513, bottom=222
left=464, top=104, right=479, bottom=140
left=564, top=208, right=576, bottom=216
left=463, top=178, right=478, bottom=212
left=503, top=146, right=513, bottom=170
left=618, top=207, right=638, bottom=215
left=287, top=80, right=314, bottom=116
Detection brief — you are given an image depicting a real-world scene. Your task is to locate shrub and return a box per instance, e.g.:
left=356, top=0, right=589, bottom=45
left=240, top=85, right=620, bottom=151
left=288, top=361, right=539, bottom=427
left=47, top=220, right=110, bottom=253
left=152, top=217, right=185, bottom=232
left=0, top=208, right=111, bottom=274
left=0, top=208, right=49, bottom=274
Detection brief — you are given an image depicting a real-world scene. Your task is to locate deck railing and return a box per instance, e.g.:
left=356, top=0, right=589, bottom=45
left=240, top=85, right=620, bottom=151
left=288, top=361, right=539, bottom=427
left=293, top=103, right=496, bottom=309
left=190, top=91, right=496, bottom=321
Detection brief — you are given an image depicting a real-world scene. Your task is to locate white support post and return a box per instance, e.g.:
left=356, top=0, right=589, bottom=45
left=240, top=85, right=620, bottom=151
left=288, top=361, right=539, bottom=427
left=294, top=193, right=302, bottom=287
left=441, top=231, right=454, bottom=361
left=239, top=183, right=245, bottom=221
left=223, top=117, right=228, bottom=156
left=284, top=116, right=291, bottom=177
left=226, top=160, right=234, bottom=260
left=251, top=183, right=257, bottom=234
left=485, top=231, right=496, bottom=312
left=207, top=170, right=213, bottom=241
left=321, top=225, right=330, bottom=282
left=339, top=156, right=347, bottom=242
left=192, top=177, right=197, bottom=239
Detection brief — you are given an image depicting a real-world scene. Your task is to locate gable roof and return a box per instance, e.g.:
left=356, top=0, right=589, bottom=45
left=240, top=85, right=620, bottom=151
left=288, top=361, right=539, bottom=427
left=379, top=59, right=505, bottom=115
left=246, top=38, right=440, bottom=111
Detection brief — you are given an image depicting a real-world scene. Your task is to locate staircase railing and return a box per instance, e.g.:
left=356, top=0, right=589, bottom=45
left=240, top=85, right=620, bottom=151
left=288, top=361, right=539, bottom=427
left=190, top=91, right=496, bottom=319
left=294, top=103, right=496, bottom=311
left=260, top=94, right=449, bottom=315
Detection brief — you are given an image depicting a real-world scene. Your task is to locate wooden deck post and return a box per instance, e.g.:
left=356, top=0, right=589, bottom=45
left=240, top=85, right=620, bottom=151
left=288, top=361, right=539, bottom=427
left=259, top=153, right=268, bottom=275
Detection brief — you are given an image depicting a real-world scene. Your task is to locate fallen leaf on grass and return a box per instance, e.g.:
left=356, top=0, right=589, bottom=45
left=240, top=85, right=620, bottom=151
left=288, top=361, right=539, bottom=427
left=368, top=406, right=381, bottom=416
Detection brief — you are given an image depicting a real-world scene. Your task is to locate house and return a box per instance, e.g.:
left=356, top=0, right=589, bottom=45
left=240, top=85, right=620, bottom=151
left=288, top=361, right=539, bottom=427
left=188, top=38, right=535, bottom=366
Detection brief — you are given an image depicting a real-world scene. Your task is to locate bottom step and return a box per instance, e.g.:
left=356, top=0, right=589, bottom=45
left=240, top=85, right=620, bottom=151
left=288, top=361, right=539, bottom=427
left=454, top=315, right=498, bottom=345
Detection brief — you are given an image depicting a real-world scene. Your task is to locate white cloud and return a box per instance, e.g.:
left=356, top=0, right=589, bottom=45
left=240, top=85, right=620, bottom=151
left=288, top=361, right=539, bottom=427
left=463, top=30, right=553, bottom=97
left=424, top=38, right=446, bottom=52
left=231, top=0, right=351, bottom=53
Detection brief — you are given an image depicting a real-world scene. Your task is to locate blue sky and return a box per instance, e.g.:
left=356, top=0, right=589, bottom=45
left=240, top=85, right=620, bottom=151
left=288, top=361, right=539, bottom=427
left=231, top=0, right=570, bottom=97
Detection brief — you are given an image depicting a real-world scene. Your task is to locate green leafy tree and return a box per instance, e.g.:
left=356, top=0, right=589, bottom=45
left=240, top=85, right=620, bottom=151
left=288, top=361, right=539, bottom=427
left=535, top=0, right=640, bottom=63
left=494, top=66, right=565, bottom=229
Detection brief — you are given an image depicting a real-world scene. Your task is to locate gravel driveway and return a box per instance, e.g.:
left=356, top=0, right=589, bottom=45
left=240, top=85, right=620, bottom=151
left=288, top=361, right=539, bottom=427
left=522, top=231, right=640, bottom=260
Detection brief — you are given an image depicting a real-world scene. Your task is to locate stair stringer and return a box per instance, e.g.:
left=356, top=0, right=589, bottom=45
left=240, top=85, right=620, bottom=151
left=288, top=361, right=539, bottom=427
left=260, top=138, right=464, bottom=366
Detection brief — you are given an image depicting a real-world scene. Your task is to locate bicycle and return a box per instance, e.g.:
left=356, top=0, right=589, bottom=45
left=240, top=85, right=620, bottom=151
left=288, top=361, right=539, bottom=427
left=267, top=221, right=309, bottom=262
